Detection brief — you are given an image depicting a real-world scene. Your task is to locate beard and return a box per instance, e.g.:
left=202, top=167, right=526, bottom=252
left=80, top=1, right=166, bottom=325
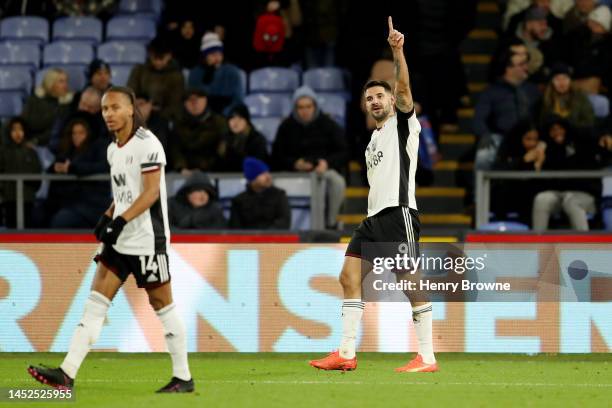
left=370, top=104, right=391, bottom=121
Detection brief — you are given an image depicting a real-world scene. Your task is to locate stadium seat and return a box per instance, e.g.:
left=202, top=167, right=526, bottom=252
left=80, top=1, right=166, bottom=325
left=244, top=93, right=292, bottom=118
left=0, top=16, right=49, bottom=44
left=97, top=41, right=146, bottom=65
left=588, top=94, right=610, bottom=118
left=106, top=16, right=156, bottom=42
left=316, top=93, right=346, bottom=127
left=249, top=67, right=299, bottom=93
left=274, top=176, right=312, bottom=230
left=0, top=41, right=40, bottom=69
left=302, top=67, right=347, bottom=92
left=251, top=117, right=282, bottom=145
left=110, top=64, right=133, bottom=86
left=119, top=0, right=158, bottom=15
left=478, top=221, right=530, bottom=231
left=217, top=178, right=247, bottom=219
left=0, top=91, right=24, bottom=118
left=0, top=66, right=32, bottom=95
left=36, top=66, right=86, bottom=93
left=43, top=42, right=94, bottom=67
left=238, top=68, right=247, bottom=96
left=52, top=17, right=103, bottom=45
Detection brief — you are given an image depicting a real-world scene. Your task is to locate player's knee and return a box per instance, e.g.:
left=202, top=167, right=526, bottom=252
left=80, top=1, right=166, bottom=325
left=339, top=269, right=357, bottom=291
left=148, top=296, right=166, bottom=311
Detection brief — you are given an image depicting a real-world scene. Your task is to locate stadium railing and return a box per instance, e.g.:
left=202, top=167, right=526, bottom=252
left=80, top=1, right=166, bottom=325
left=475, top=170, right=612, bottom=229
left=0, top=172, right=326, bottom=230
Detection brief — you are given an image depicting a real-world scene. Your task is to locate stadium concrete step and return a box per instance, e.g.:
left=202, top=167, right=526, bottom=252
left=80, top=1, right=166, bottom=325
left=439, top=133, right=476, bottom=161
left=476, top=1, right=502, bottom=30
left=462, top=54, right=491, bottom=85
left=457, top=108, right=475, bottom=133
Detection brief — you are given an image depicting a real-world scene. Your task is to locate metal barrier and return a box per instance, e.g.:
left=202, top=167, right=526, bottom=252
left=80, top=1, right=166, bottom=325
left=475, top=170, right=612, bottom=229
left=0, top=172, right=326, bottom=230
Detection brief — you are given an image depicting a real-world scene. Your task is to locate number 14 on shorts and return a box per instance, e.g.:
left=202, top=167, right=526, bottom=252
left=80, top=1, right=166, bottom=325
left=138, top=254, right=170, bottom=283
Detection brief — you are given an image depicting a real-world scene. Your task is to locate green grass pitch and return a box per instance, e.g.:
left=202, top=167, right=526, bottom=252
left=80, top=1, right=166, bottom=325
left=1, top=353, right=610, bottom=407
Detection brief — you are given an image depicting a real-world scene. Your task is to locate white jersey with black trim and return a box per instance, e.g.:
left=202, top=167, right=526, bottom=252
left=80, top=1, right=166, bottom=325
left=365, top=109, right=421, bottom=217
left=107, top=127, right=170, bottom=255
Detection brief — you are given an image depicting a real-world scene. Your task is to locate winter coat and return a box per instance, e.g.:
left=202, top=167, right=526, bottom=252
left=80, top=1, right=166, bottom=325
left=0, top=137, right=41, bottom=202
left=169, top=171, right=226, bottom=229
left=229, top=185, right=290, bottom=229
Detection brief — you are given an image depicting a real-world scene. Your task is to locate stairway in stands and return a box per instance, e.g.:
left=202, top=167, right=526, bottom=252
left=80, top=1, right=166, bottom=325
left=338, top=1, right=501, bottom=242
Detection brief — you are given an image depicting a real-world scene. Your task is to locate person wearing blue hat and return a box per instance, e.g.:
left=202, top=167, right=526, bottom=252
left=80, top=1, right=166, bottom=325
left=229, top=157, right=291, bottom=229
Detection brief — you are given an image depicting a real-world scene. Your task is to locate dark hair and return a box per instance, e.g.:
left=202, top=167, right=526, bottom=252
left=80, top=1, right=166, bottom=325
left=363, top=80, right=393, bottom=95
left=5, top=116, right=28, bottom=144
left=148, top=36, right=171, bottom=56
left=103, top=86, right=147, bottom=135
left=59, top=117, right=92, bottom=156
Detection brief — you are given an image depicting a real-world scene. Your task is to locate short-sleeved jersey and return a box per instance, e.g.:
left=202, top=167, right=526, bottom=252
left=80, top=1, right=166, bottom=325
left=107, top=127, right=170, bottom=255
left=365, top=109, right=421, bottom=217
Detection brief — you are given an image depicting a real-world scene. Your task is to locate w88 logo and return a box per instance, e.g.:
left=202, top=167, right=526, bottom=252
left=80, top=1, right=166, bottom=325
left=366, top=151, right=384, bottom=170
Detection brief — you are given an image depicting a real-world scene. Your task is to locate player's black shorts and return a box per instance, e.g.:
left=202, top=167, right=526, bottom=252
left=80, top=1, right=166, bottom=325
left=94, top=244, right=171, bottom=289
left=346, top=206, right=420, bottom=262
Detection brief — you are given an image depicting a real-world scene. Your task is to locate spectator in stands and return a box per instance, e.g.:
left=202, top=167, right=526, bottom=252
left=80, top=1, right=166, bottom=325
left=0, top=118, right=41, bottom=228
left=135, top=92, right=170, bottom=155
left=563, top=0, right=600, bottom=33
left=492, top=120, right=546, bottom=222
left=564, top=5, right=612, bottom=95
left=49, top=87, right=107, bottom=153
left=87, top=59, right=112, bottom=94
left=230, top=157, right=291, bottom=229
left=474, top=51, right=540, bottom=170
left=53, top=0, right=117, bottom=21
left=504, top=0, right=570, bottom=32
left=490, top=38, right=543, bottom=83
left=272, top=86, right=348, bottom=229
left=188, top=32, right=244, bottom=115
left=532, top=116, right=599, bottom=230
left=127, top=36, right=185, bottom=121
left=171, top=89, right=227, bottom=174
left=169, top=19, right=201, bottom=69
left=22, top=68, right=73, bottom=147
left=169, top=170, right=226, bottom=229
left=538, top=63, right=595, bottom=129
left=218, top=104, right=269, bottom=171
left=504, top=6, right=563, bottom=83
left=45, top=118, right=110, bottom=228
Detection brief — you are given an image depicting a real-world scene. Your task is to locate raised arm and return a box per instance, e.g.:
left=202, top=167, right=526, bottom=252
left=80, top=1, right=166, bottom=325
left=388, top=16, right=414, bottom=113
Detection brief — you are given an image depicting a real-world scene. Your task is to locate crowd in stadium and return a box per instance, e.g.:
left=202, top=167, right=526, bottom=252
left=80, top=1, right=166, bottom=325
left=0, top=0, right=610, bottom=232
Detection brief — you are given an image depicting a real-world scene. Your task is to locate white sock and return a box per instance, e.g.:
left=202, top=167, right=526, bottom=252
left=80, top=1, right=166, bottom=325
left=157, top=303, right=191, bottom=381
left=339, top=299, right=364, bottom=359
left=60, top=291, right=110, bottom=379
left=412, top=303, right=435, bottom=364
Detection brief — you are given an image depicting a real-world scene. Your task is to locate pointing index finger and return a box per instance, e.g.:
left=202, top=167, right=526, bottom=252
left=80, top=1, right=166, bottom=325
left=388, top=16, right=393, bottom=33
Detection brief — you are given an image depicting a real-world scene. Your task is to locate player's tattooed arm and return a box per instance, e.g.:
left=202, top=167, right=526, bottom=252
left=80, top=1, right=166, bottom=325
left=388, top=16, right=414, bottom=113
left=120, top=170, right=161, bottom=222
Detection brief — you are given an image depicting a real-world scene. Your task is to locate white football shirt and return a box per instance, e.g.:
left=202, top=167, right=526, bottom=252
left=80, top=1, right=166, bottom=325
left=365, top=109, right=421, bottom=217
left=107, top=127, right=170, bottom=255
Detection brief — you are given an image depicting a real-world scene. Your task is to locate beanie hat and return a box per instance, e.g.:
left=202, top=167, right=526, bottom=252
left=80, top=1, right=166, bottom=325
left=243, top=157, right=269, bottom=182
left=589, top=6, right=611, bottom=31
left=525, top=6, right=548, bottom=22
left=228, top=103, right=251, bottom=122
left=549, top=62, right=573, bottom=79
left=200, top=32, right=224, bottom=55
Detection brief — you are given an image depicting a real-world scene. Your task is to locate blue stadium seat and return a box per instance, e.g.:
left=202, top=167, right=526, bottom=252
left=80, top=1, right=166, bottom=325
left=0, top=41, right=40, bottom=69
left=244, top=93, right=292, bottom=117
left=43, top=41, right=94, bottom=67
left=251, top=117, right=282, bottom=145
left=238, top=68, right=247, bottom=96
left=97, top=41, right=146, bottom=64
left=36, top=66, right=86, bottom=92
left=217, top=178, right=247, bottom=219
left=110, top=64, right=133, bottom=86
left=0, top=16, right=49, bottom=44
left=0, top=91, right=23, bottom=118
left=274, top=177, right=312, bottom=230
left=52, top=17, right=103, bottom=44
left=588, top=94, right=610, bottom=118
left=478, top=221, right=530, bottom=232
left=303, top=68, right=347, bottom=92
left=119, top=0, right=158, bottom=15
left=316, top=93, right=346, bottom=127
left=106, top=16, right=156, bottom=42
left=0, top=66, right=32, bottom=94
left=249, top=67, right=299, bottom=93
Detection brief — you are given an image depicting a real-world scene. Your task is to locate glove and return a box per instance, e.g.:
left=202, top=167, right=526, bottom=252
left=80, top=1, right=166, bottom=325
left=99, top=216, right=127, bottom=245
left=94, top=214, right=112, bottom=241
